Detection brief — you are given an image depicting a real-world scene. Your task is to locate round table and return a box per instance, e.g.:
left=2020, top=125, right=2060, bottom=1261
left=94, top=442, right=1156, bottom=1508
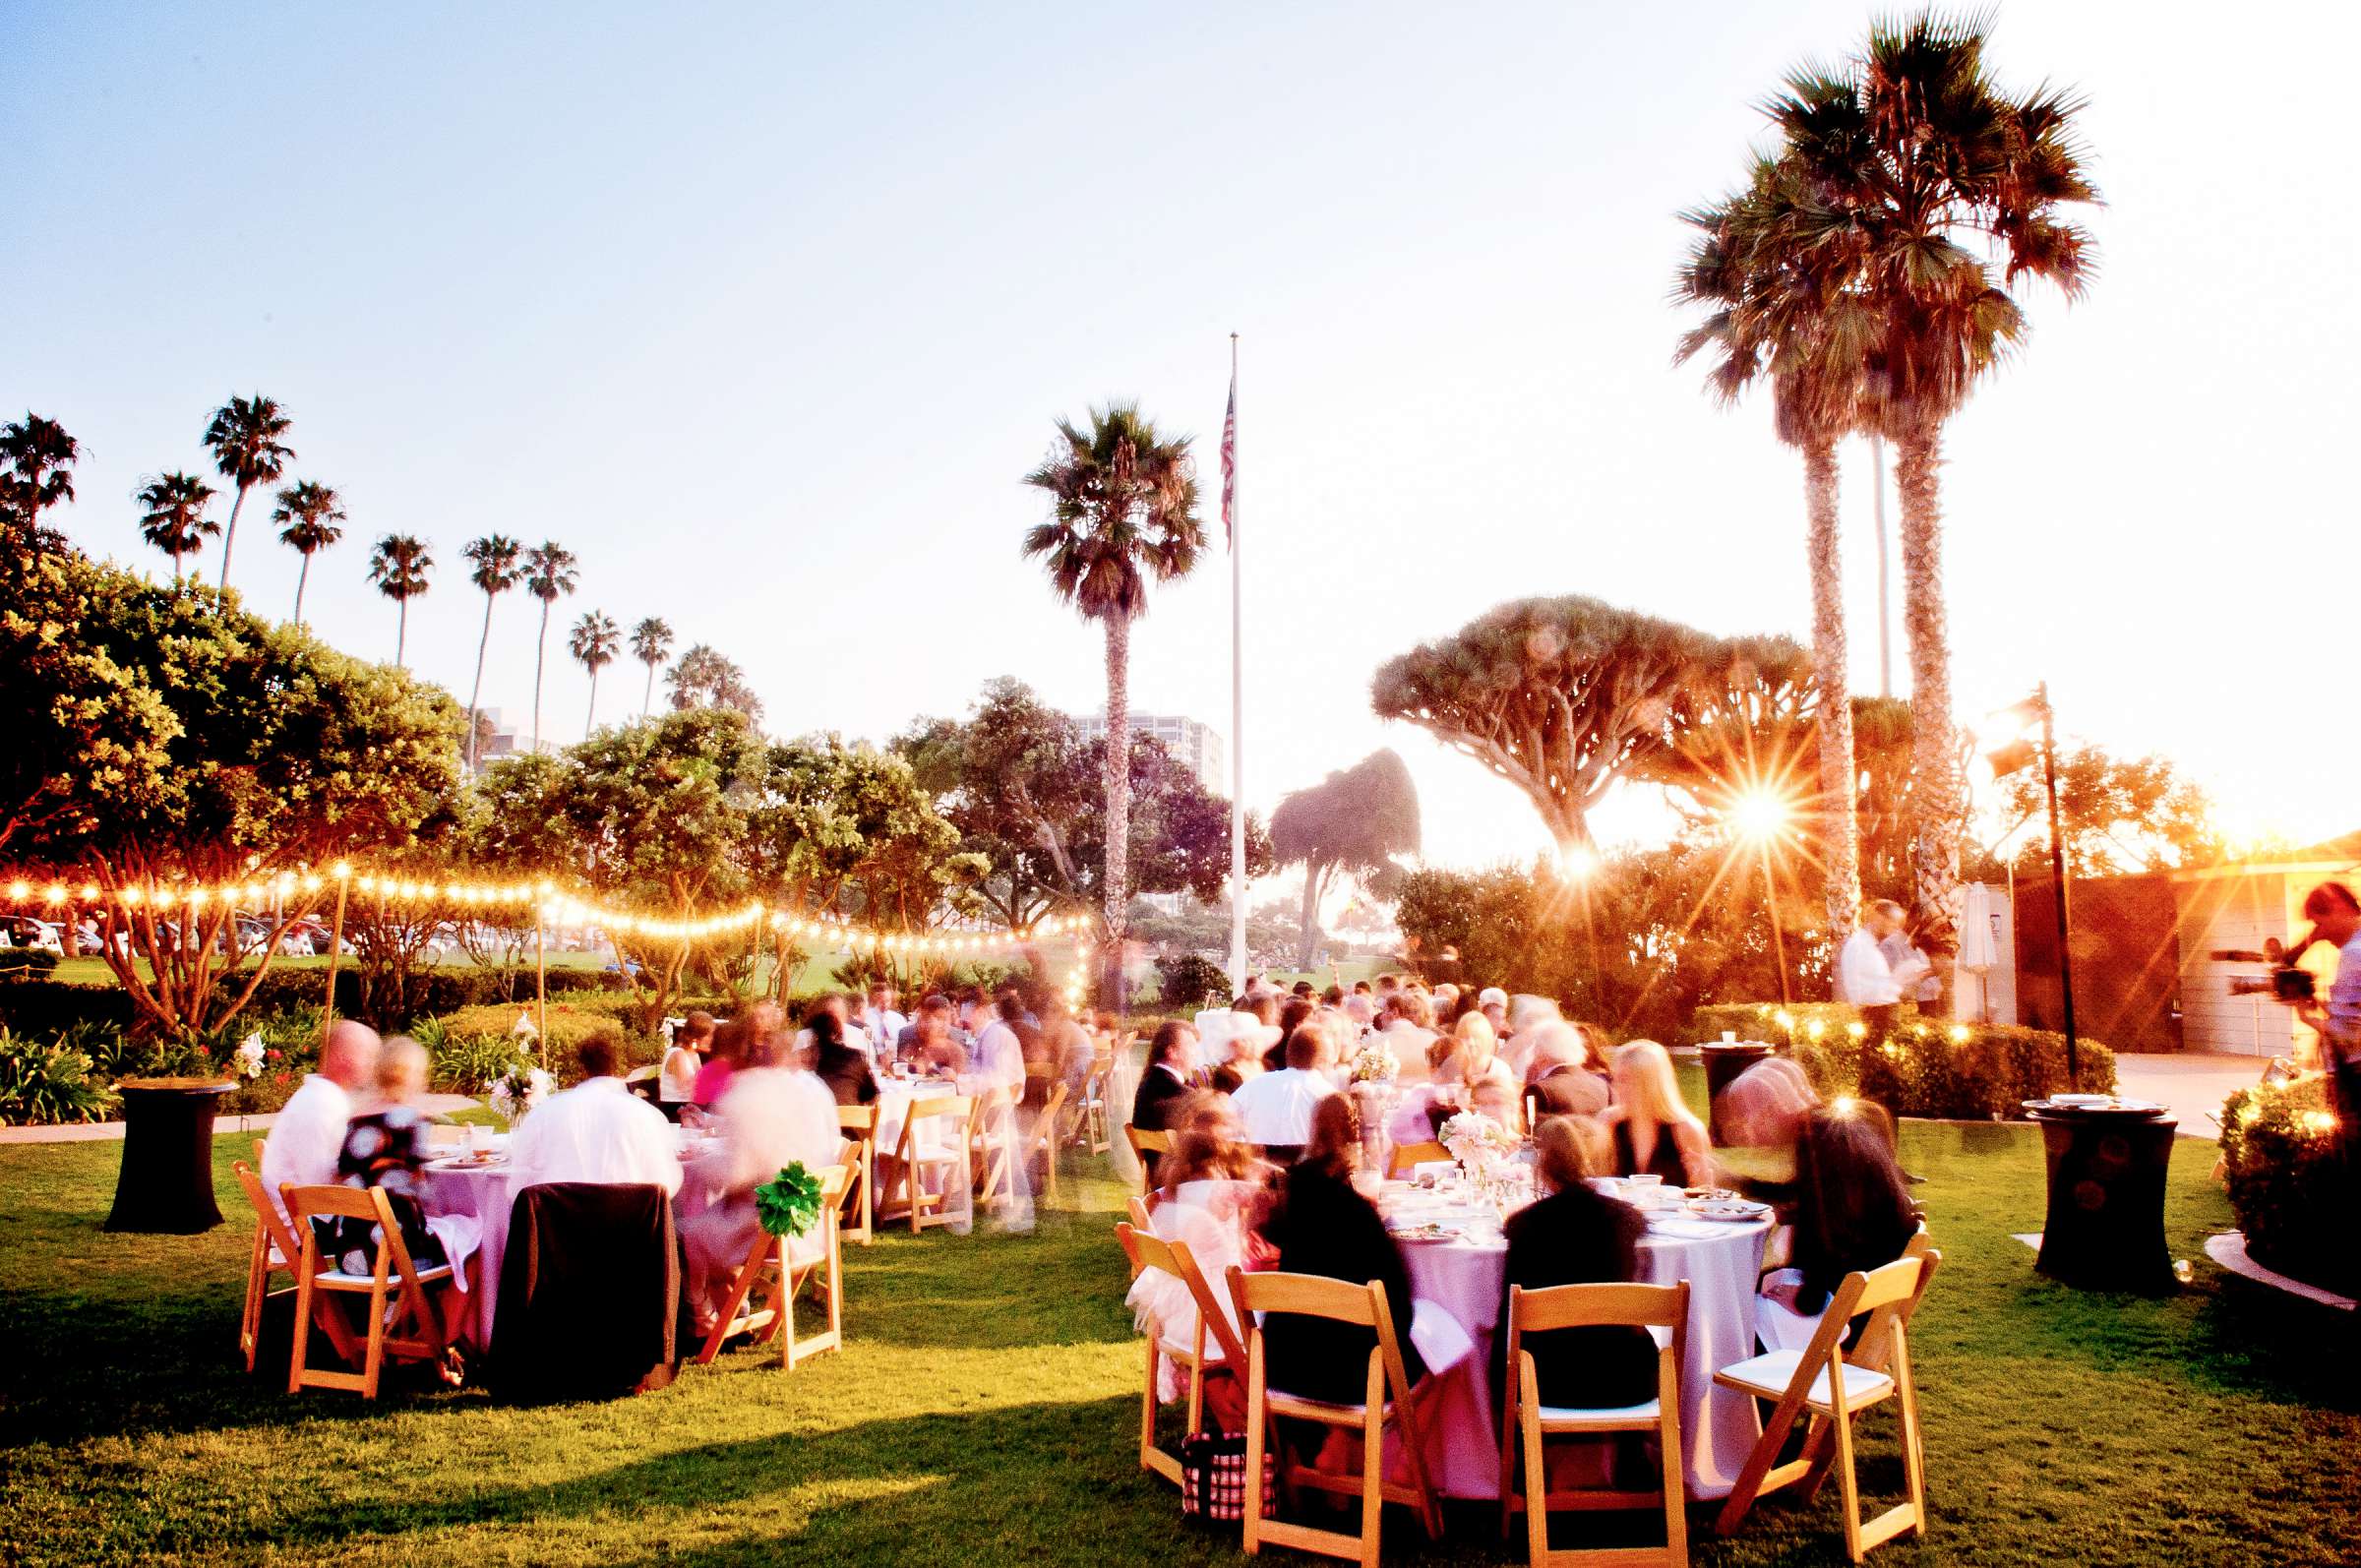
left=2029, top=1104, right=2180, bottom=1293
left=1384, top=1191, right=1772, bottom=1501
left=105, top=1077, right=236, bottom=1234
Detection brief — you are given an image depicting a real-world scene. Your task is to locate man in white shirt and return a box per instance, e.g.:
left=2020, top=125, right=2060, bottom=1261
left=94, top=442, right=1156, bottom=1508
left=509, top=1036, right=682, bottom=1197
left=261, top=1020, right=380, bottom=1226
left=682, top=1035, right=844, bottom=1327
left=1837, top=900, right=1906, bottom=1023
left=971, top=993, right=1028, bottom=1092
left=1230, top=1023, right=1341, bottom=1155
left=859, top=984, right=907, bottom=1064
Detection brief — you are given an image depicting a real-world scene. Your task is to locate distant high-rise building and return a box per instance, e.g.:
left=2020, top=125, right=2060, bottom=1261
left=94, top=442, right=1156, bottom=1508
left=1070, top=710, right=1226, bottom=797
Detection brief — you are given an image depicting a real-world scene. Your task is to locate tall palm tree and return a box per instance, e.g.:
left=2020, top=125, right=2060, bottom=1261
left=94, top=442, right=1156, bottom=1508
left=271, top=480, right=346, bottom=625
left=521, top=541, right=578, bottom=753
left=0, top=413, right=80, bottom=529
left=367, top=534, right=433, bottom=668
left=460, top=534, right=524, bottom=770
left=200, top=394, right=295, bottom=594
left=1769, top=11, right=2096, bottom=955
left=135, top=472, right=220, bottom=583
left=1020, top=402, right=1204, bottom=940
left=630, top=616, right=674, bottom=717
left=570, top=611, right=622, bottom=738
left=1674, top=151, right=1875, bottom=938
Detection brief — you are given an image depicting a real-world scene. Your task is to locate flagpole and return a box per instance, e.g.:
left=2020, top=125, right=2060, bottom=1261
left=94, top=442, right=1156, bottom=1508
left=1225, top=332, right=1248, bottom=995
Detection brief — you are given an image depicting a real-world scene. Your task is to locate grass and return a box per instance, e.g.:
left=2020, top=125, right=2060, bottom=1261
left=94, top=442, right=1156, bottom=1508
left=2, top=1124, right=2356, bottom=1566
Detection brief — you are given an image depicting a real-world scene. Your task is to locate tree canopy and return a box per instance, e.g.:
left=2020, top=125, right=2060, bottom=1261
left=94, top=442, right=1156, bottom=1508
left=1269, top=749, right=1422, bottom=966
left=667, top=642, right=763, bottom=723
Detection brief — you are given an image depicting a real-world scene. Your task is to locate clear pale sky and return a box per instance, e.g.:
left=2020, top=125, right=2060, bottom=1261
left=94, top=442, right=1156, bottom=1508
left=9, top=1, right=2355, bottom=872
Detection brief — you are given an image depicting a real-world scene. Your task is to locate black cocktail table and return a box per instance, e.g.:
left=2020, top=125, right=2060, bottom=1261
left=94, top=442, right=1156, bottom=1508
left=2028, top=1102, right=2178, bottom=1294
left=104, top=1077, right=236, bottom=1234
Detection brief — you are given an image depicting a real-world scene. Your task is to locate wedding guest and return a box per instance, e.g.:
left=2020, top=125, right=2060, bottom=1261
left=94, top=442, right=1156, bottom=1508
left=1042, top=995, right=1096, bottom=1099
left=1130, top=1020, right=1199, bottom=1184
left=1451, top=1011, right=1519, bottom=1107
left=895, top=994, right=956, bottom=1058
left=1381, top=987, right=1438, bottom=1066
left=660, top=1011, right=714, bottom=1106
left=1604, top=1040, right=1713, bottom=1187
left=682, top=1031, right=843, bottom=1331
left=911, top=1004, right=971, bottom=1077
left=693, top=1017, right=747, bottom=1107
left=1257, top=1096, right=1427, bottom=1404
left=1211, top=1007, right=1276, bottom=1095
left=262, top=1019, right=380, bottom=1225
left=1717, top=1056, right=1821, bottom=1150
left=509, top=1034, right=683, bottom=1196
left=1498, top=1116, right=1656, bottom=1408
left=1479, top=986, right=1511, bottom=1040
left=1156, top=1090, right=1274, bottom=1214
left=321, top=1038, right=454, bottom=1276
left=859, top=983, right=907, bottom=1061
left=811, top=1007, right=878, bottom=1108
left=1524, top=1021, right=1611, bottom=1119
left=1761, top=1100, right=1920, bottom=1316
left=972, top=992, right=1029, bottom=1091
left=1230, top=1023, right=1342, bottom=1159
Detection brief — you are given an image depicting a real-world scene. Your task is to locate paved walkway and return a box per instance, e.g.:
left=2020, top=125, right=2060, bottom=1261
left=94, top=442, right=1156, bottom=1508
left=2112, top=1053, right=2272, bottom=1140
left=0, top=1091, right=480, bottom=1146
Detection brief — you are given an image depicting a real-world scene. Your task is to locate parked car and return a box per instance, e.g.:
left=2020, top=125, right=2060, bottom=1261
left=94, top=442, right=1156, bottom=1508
left=0, top=916, right=63, bottom=954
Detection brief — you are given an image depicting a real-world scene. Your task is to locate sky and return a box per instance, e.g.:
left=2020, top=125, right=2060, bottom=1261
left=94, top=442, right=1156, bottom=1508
left=8, top=0, right=2357, bottom=881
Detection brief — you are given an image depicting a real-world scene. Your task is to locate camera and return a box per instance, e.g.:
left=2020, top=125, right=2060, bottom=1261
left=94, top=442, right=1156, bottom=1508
left=2211, top=941, right=2319, bottom=1003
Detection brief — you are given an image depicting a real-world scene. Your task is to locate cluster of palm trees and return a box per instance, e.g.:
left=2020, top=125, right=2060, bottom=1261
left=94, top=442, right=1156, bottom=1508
left=1672, top=11, right=2096, bottom=959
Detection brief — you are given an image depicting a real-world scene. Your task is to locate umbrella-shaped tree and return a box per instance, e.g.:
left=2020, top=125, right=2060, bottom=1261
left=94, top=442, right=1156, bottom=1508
left=200, top=393, right=294, bottom=593
left=1269, top=749, right=1422, bottom=968
left=460, top=534, right=523, bottom=770
left=135, top=472, right=220, bottom=584
left=522, top=541, right=578, bottom=754
left=0, top=413, right=80, bottom=531
left=271, top=480, right=345, bottom=624
left=1020, top=402, right=1204, bottom=942
left=367, top=534, right=433, bottom=667
left=570, top=609, right=621, bottom=738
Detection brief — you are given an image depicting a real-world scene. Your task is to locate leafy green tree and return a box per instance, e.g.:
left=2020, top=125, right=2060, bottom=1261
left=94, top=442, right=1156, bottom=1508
left=1269, top=749, right=1422, bottom=967
left=271, top=480, right=345, bottom=625
left=630, top=616, right=674, bottom=717
left=1021, top=403, right=1205, bottom=940
left=460, top=535, right=523, bottom=770
left=569, top=610, right=621, bottom=737
left=1993, top=743, right=2218, bottom=877
left=749, top=735, right=979, bottom=932
left=200, top=393, right=294, bottom=593
left=0, top=414, right=80, bottom=531
left=665, top=642, right=762, bottom=723
left=367, top=534, right=433, bottom=667
left=522, top=541, right=578, bottom=754
left=135, top=472, right=220, bottom=583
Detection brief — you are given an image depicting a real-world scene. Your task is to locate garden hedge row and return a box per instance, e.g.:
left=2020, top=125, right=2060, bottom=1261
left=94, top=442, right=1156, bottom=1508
left=0, top=964, right=632, bottom=1042
left=2218, top=1076, right=2350, bottom=1295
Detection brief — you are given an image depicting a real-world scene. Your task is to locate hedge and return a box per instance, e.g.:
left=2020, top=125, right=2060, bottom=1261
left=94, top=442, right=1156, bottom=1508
left=1683, top=999, right=2116, bottom=1119
left=0, top=964, right=632, bottom=1043
left=2218, top=1076, right=2351, bottom=1296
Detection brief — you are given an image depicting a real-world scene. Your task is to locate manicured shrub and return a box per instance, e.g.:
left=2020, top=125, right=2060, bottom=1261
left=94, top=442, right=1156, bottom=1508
left=1153, top=954, right=1231, bottom=1008
left=0, top=948, right=62, bottom=980
left=2217, top=1077, right=2351, bottom=1295
left=0, top=1031, right=117, bottom=1124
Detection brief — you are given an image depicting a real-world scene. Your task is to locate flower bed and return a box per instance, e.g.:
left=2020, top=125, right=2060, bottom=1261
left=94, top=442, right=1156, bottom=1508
left=1684, top=1000, right=2115, bottom=1118
left=2217, top=1076, right=2352, bottom=1297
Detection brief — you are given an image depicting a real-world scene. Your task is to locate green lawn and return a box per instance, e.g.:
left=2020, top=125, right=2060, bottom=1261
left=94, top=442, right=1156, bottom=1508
left=2, top=1125, right=2355, bottom=1566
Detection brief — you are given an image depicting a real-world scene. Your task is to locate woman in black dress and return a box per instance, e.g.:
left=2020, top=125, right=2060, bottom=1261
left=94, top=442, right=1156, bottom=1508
left=809, top=1007, right=878, bottom=1109
left=320, top=1036, right=448, bottom=1277
left=1498, top=1116, right=1657, bottom=1409
left=1769, top=1101, right=1919, bottom=1315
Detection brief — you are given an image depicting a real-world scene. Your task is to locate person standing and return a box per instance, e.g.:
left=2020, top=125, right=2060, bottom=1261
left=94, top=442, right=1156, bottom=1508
left=1130, top=1020, right=1198, bottom=1185
left=2294, top=880, right=2361, bottom=1179
left=1838, top=900, right=1908, bottom=1044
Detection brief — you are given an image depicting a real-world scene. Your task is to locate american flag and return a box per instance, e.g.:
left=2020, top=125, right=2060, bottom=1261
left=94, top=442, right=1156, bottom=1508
left=1220, top=368, right=1237, bottom=551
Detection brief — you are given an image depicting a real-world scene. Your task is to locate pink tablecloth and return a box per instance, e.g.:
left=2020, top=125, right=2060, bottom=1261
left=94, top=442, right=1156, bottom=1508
left=1397, top=1218, right=1771, bottom=1500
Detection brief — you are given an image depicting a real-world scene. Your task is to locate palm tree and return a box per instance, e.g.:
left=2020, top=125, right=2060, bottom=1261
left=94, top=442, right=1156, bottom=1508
left=1768, top=12, right=2097, bottom=954
left=135, top=472, right=220, bottom=583
left=460, top=535, right=524, bottom=770
left=521, top=541, right=578, bottom=753
left=367, top=534, right=433, bottom=668
left=271, top=480, right=346, bottom=625
left=0, top=414, right=80, bottom=529
left=1674, top=151, right=1874, bottom=938
left=570, top=611, right=622, bottom=738
left=1020, top=402, right=1204, bottom=940
left=200, top=394, right=295, bottom=594
left=630, top=616, right=674, bottom=717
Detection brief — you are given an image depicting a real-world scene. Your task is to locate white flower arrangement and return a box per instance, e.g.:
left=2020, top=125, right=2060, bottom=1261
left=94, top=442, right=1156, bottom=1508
left=1347, top=1039, right=1400, bottom=1085
left=232, top=1031, right=267, bottom=1082
left=1438, top=1110, right=1518, bottom=1172
left=488, top=1062, right=555, bottom=1123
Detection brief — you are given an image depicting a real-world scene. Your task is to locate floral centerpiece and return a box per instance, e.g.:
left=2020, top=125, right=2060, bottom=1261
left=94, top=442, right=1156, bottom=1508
left=1439, top=1110, right=1519, bottom=1173
left=487, top=1061, right=555, bottom=1124
left=1347, top=1039, right=1400, bottom=1086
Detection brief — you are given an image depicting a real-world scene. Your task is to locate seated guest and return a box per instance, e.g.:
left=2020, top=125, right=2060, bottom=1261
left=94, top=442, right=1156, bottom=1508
left=1451, top=1011, right=1519, bottom=1107
left=1155, top=1090, right=1275, bottom=1217
left=1605, top=1040, right=1713, bottom=1187
left=660, top=1011, right=714, bottom=1106
left=895, top=994, right=954, bottom=1059
left=1379, top=988, right=1438, bottom=1071
left=810, top=1007, right=878, bottom=1108
left=510, top=1034, right=683, bottom=1196
left=1230, top=1023, right=1342, bottom=1159
left=321, top=1038, right=477, bottom=1334
left=1043, top=995, right=1096, bottom=1100
left=1257, top=1097, right=1427, bottom=1405
left=1479, top=986, right=1511, bottom=1043
left=1525, top=1021, right=1612, bottom=1119
left=1126, top=1091, right=1266, bottom=1423
left=1130, top=1020, right=1199, bottom=1185
left=1717, top=1056, right=1821, bottom=1155
left=1498, top=1116, right=1656, bottom=1408
left=262, top=1019, right=380, bottom=1225
left=692, top=1017, right=746, bottom=1107
left=1762, top=1100, right=1920, bottom=1317
left=858, top=983, right=906, bottom=1062
left=1212, top=1008, right=1279, bottom=1094
left=682, top=1032, right=844, bottom=1331
left=971, top=992, right=1029, bottom=1092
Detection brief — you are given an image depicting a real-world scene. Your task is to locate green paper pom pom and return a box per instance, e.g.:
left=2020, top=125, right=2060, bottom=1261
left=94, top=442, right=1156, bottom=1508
left=754, top=1160, right=824, bottom=1237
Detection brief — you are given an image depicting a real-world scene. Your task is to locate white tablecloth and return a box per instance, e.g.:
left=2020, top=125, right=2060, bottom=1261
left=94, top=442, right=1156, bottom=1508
left=1393, top=1212, right=1771, bottom=1500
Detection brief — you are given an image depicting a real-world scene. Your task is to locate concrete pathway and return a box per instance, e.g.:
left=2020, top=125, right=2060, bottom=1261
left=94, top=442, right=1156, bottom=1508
left=0, top=1091, right=481, bottom=1146
left=2112, top=1053, right=2273, bottom=1140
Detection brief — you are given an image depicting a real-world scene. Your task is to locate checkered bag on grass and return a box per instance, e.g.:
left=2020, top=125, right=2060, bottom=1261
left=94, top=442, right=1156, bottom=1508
left=1178, top=1432, right=1275, bottom=1522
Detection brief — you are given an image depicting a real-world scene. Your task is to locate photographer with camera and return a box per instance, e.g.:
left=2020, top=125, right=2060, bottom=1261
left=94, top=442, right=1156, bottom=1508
left=2290, top=880, right=2361, bottom=1175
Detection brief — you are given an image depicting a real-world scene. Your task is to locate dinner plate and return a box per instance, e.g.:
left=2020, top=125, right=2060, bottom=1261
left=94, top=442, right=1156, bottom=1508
left=1688, top=1198, right=1771, bottom=1221
left=426, top=1154, right=506, bottom=1172
left=1387, top=1224, right=1462, bottom=1242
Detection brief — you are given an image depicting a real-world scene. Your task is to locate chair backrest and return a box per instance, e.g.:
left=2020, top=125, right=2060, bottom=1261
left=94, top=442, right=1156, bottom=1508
left=1508, top=1279, right=1688, bottom=1333
left=905, top=1094, right=973, bottom=1142
left=232, top=1157, right=302, bottom=1265
left=282, top=1183, right=434, bottom=1298
left=1795, top=1253, right=1927, bottom=1379
left=1126, top=1193, right=1155, bottom=1231
left=1125, top=1124, right=1173, bottom=1160
left=837, top=1105, right=878, bottom=1135
left=1227, top=1266, right=1418, bottom=1410
left=1125, top=1217, right=1249, bottom=1367
left=1032, top=1081, right=1070, bottom=1147
left=1387, top=1139, right=1450, bottom=1178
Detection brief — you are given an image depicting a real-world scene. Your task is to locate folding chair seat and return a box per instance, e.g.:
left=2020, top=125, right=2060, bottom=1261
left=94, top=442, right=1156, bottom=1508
left=1386, top=1139, right=1451, bottom=1179
left=1226, top=1266, right=1443, bottom=1567
left=836, top=1104, right=878, bottom=1245
left=697, top=1164, right=853, bottom=1368
left=232, top=1141, right=340, bottom=1374
left=1078, top=1050, right=1117, bottom=1154
left=1713, top=1251, right=1938, bottom=1562
left=1115, top=1216, right=1250, bottom=1485
left=971, top=1087, right=1026, bottom=1215
left=1499, top=1280, right=1690, bottom=1568
left=877, top=1094, right=974, bottom=1234
left=1124, top=1123, right=1173, bottom=1192
left=282, top=1183, right=459, bottom=1400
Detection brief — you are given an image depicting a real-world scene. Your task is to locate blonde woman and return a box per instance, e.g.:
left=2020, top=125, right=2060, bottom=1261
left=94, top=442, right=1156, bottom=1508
left=1452, top=1010, right=1521, bottom=1129
left=1605, top=1040, right=1714, bottom=1187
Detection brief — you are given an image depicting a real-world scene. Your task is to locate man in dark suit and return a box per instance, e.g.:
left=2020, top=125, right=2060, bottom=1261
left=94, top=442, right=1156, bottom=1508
left=1129, top=1019, right=1200, bottom=1185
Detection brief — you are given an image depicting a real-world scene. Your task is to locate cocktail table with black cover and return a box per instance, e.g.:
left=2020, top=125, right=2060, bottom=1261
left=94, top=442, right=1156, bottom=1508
left=2028, top=1101, right=2178, bottom=1294
left=104, top=1076, right=236, bottom=1234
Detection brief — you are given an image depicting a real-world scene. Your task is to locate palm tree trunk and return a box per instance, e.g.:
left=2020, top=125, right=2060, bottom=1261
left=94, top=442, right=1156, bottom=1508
left=467, top=593, right=496, bottom=771
left=218, top=484, right=249, bottom=593
left=1803, top=438, right=1862, bottom=941
left=532, top=601, right=550, bottom=754
left=642, top=661, right=655, bottom=718
left=171, top=549, right=183, bottom=585
left=395, top=598, right=409, bottom=668
left=1102, top=615, right=1131, bottom=940
left=292, top=553, right=313, bottom=626
left=585, top=669, right=598, bottom=740
left=1895, top=421, right=1962, bottom=966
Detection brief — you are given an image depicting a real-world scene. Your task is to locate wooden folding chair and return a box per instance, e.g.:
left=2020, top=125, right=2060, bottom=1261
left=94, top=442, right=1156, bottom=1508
left=1386, top=1139, right=1451, bottom=1179
left=1124, top=1124, right=1173, bottom=1192
left=1028, top=1080, right=1070, bottom=1206
left=1226, top=1266, right=1444, bottom=1567
left=836, top=1104, right=878, bottom=1245
left=233, top=1143, right=354, bottom=1373
left=1115, top=1218, right=1251, bottom=1486
left=1079, top=1049, right=1117, bottom=1154
left=971, top=1087, right=1021, bottom=1215
left=878, top=1094, right=974, bottom=1234
left=696, top=1164, right=853, bottom=1368
left=282, top=1183, right=458, bottom=1400
left=1712, top=1251, right=1936, bottom=1561
left=1499, top=1280, right=1690, bottom=1568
